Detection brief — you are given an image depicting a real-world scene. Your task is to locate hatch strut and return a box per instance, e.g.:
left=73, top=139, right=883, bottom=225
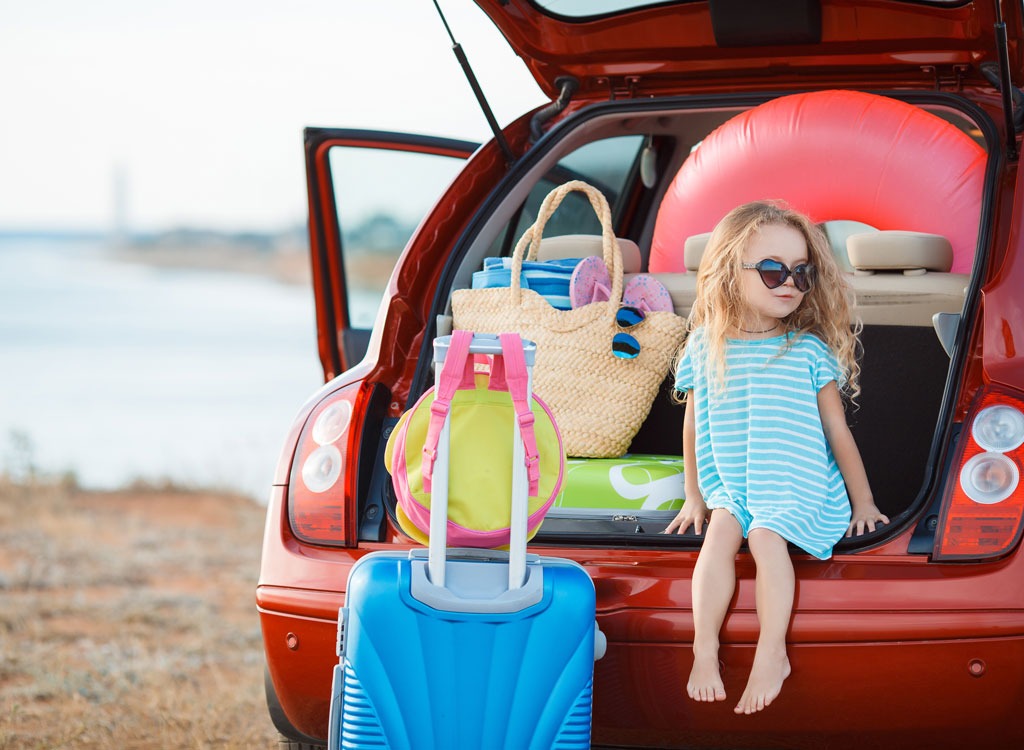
left=993, top=0, right=1019, bottom=160
left=432, top=1, right=516, bottom=166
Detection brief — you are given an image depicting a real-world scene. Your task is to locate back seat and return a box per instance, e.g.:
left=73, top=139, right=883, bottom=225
left=538, top=229, right=969, bottom=326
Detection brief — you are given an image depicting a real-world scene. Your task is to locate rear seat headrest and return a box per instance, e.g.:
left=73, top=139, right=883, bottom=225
left=537, top=234, right=642, bottom=273
left=683, top=233, right=711, bottom=272
left=822, top=220, right=877, bottom=273
left=682, top=219, right=876, bottom=274
left=847, top=231, right=954, bottom=276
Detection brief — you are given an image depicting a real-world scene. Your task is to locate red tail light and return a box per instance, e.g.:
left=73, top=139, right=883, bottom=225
left=934, top=388, right=1024, bottom=560
left=288, top=382, right=369, bottom=545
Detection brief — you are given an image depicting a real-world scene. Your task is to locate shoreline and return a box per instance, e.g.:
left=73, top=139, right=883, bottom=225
left=109, top=239, right=400, bottom=291
left=108, top=240, right=312, bottom=287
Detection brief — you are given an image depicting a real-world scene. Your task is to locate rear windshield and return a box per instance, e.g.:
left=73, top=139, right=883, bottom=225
left=530, top=0, right=692, bottom=19
left=531, top=0, right=965, bottom=20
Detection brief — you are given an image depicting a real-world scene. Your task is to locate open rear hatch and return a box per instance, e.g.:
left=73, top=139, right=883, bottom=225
left=476, top=0, right=1023, bottom=100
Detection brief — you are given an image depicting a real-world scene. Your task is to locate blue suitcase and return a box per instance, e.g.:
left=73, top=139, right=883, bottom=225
left=327, top=334, right=602, bottom=750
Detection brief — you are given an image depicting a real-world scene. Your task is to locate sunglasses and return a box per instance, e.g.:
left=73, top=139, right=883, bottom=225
left=742, top=259, right=814, bottom=293
left=612, top=305, right=645, bottom=359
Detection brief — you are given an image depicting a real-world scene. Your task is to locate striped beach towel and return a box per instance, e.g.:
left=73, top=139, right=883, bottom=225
left=471, top=257, right=581, bottom=311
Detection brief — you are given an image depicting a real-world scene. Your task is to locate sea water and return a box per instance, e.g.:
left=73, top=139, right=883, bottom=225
left=0, top=236, right=330, bottom=501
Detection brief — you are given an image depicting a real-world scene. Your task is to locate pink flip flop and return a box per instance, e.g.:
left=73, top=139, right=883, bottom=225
left=569, top=255, right=612, bottom=308
left=623, top=274, right=674, bottom=313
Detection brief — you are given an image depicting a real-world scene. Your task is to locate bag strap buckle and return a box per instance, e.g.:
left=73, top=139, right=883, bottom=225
left=420, top=446, right=438, bottom=490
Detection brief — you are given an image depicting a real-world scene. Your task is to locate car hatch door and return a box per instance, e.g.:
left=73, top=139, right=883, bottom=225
left=303, top=128, right=477, bottom=379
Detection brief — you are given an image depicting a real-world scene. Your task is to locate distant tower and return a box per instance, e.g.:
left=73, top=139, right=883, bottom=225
left=111, top=163, right=130, bottom=246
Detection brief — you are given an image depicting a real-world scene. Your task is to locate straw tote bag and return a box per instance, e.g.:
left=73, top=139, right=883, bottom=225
left=452, top=180, right=687, bottom=458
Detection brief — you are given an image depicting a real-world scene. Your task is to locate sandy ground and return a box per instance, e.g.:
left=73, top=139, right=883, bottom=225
left=0, top=477, right=281, bottom=749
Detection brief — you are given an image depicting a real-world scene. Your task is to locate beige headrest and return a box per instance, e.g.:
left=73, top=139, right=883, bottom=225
left=821, top=220, right=877, bottom=273
left=683, top=232, right=711, bottom=272
left=537, top=234, right=642, bottom=273
left=686, top=222, right=878, bottom=275
left=847, top=231, right=954, bottom=276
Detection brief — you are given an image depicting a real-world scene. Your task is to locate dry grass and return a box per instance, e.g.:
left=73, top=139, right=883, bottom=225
left=0, top=477, right=281, bottom=749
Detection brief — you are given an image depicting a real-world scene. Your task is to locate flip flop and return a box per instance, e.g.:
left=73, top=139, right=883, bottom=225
left=623, top=274, right=674, bottom=313
left=569, top=255, right=612, bottom=308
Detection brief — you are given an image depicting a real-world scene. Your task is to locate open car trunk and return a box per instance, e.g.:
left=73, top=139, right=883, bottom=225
left=407, top=88, right=995, bottom=551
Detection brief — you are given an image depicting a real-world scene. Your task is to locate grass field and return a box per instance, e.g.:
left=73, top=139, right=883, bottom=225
left=0, top=476, right=281, bottom=749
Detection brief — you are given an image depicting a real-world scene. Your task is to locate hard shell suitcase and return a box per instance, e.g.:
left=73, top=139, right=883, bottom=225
left=326, top=333, right=602, bottom=750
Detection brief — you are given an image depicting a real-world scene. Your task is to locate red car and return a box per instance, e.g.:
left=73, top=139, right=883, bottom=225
left=258, top=1, right=1024, bottom=748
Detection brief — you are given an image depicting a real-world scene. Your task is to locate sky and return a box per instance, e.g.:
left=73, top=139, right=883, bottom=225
left=0, top=0, right=547, bottom=234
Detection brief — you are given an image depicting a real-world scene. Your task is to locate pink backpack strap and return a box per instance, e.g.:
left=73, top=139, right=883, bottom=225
left=457, top=353, right=490, bottom=390
left=421, top=330, right=473, bottom=492
left=486, top=352, right=508, bottom=391
left=500, top=333, right=541, bottom=497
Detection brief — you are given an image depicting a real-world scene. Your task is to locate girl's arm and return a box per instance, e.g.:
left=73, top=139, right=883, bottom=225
left=665, top=390, right=709, bottom=535
left=817, top=381, right=890, bottom=536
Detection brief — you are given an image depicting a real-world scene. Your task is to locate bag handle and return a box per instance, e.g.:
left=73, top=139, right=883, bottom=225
left=508, top=180, right=623, bottom=308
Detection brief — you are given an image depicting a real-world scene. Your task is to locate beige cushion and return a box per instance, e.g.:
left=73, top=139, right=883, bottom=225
left=849, top=272, right=967, bottom=325
left=643, top=272, right=698, bottom=315
left=537, top=234, right=641, bottom=273
left=638, top=270, right=966, bottom=326
left=821, top=220, right=877, bottom=273
left=686, top=221, right=877, bottom=275
left=847, top=231, right=954, bottom=276
left=683, top=232, right=711, bottom=272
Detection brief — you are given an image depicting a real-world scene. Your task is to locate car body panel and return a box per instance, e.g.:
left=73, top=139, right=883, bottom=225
left=258, top=522, right=1024, bottom=744
left=982, top=163, right=1024, bottom=390
left=476, top=0, right=1023, bottom=98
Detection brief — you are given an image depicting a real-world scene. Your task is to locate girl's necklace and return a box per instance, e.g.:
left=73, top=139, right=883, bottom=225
left=738, top=322, right=780, bottom=334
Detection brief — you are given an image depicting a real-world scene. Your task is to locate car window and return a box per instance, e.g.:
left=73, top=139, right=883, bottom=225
left=531, top=0, right=688, bottom=18
left=495, top=135, right=645, bottom=253
left=328, top=147, right=465, bottom=327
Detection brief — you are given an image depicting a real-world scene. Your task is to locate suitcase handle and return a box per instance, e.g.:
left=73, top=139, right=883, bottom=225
left=427, top=331, right=537, bottom=591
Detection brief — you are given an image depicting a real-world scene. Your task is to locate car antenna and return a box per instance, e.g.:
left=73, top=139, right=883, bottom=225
left=432, top=0, right=517, bottom=166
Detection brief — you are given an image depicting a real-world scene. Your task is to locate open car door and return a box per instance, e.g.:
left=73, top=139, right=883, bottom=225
left=303, top=128, right=477, bottom=379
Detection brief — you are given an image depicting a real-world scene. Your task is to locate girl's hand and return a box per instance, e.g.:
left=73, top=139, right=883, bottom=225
left=846, top=504, right=890, bottom=537
left=664, top=496, right=709, bottom=535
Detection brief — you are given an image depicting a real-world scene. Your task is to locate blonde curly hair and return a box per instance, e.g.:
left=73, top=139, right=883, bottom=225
left=680, top=200, right=862, bottom=402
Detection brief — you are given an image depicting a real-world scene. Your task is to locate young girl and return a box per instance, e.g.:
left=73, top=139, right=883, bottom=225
left=664, top=201, right=889, bottom=715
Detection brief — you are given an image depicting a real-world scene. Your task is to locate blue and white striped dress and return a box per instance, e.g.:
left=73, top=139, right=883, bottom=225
left=675, top=328, right=851, bottom=559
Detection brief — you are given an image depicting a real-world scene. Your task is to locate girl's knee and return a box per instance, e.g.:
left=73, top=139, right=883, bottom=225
left=701, top=511, right=744, bottom=557
left=747, top=527, right=789, bottom=554
left=708, top=508, right=744, bottom=533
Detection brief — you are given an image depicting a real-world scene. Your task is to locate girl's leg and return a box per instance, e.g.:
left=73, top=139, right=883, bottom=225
left=734, top=527, right=794, bottom=714
left=688, top=509, right=743, bottom=702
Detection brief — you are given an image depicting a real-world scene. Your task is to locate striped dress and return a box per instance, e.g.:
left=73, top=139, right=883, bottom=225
left=675, top=328, right=851, bottom=559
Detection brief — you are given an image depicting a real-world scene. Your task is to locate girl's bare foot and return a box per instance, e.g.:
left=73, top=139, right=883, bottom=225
left=734, top=648, right=790, bottom=714
left=687, top=650, right=727, bottom=702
